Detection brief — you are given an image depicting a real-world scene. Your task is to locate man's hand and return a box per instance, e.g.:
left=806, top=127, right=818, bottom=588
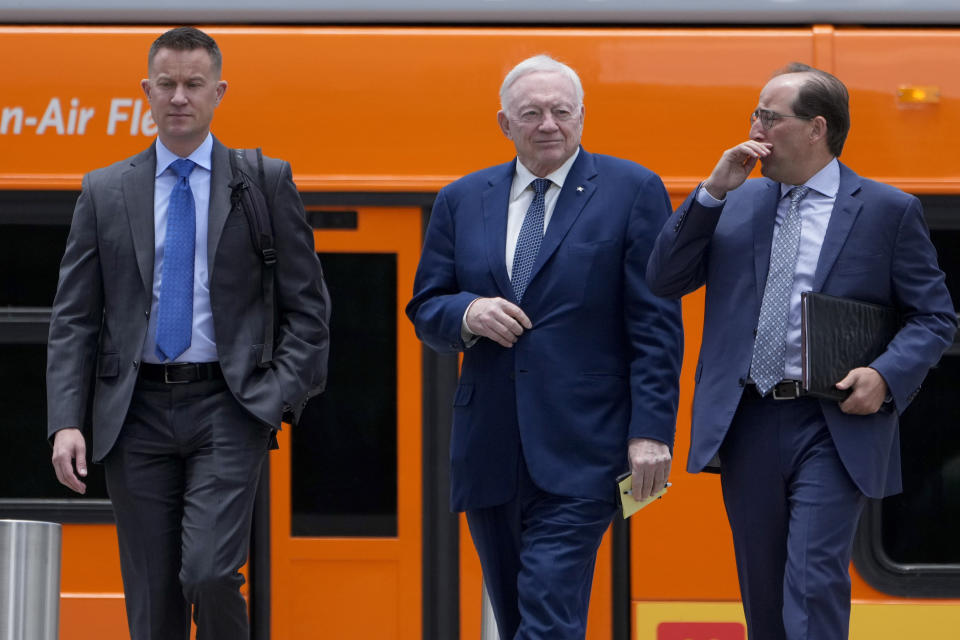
left=627, top=438, right=672, bottom=501
left=52, top=428, right=88, bottom=494
left=836, top=367, right=888, bottom=415
left=702, top=141, right=773, bottom=200
left=465, top=297, right=533, bottom=348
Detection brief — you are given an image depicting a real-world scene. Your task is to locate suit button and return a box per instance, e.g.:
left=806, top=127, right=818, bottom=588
left=132, top=360, right=139, bottom=369
left=145, top=309, right=149, bottom=316
left=509, top=372, right=515, bottom=381
left=738, top=378, right=745, bottom=387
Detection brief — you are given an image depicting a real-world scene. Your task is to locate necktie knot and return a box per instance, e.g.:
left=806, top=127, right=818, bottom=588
left=171, top=158, right=196, bottom=180
left=531, top=178, right=551, bottom=197
left=789, top=185, right=810, bottom=206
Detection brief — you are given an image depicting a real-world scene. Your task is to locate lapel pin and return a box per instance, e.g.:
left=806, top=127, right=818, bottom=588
left=576, top=185, right=584, bottom=192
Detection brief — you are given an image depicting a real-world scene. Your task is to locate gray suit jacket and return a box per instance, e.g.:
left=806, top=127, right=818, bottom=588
left=47, top=137, right=331, bottom=462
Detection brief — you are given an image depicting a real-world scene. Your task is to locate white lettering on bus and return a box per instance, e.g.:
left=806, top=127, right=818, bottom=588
left=36, top=97, right=65, bottom=134
left=1, top=106, right=23, bottom=134
left=107, top=98, right=132, bottom=135
left=108, top=98, right=153, bottom=136
left=0, top=97, right=153, bottom=136
left=1, top=98, right=96, bottom=135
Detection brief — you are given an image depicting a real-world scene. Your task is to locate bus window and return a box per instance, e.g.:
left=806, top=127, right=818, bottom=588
left=289, top=252, right=399, bottom=537
left=0, top=192, right=110, bottom=508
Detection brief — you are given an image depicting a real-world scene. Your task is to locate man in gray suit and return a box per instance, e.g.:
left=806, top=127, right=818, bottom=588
left=47, top=27, right=330, bottom=639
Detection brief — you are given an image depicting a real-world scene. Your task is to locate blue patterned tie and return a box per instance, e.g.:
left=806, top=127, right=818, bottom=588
left=511, top=178, right=551, bottom=302
left=749, top=185, right=810, bottom=395
left=155, top=158, right=197, bottom=361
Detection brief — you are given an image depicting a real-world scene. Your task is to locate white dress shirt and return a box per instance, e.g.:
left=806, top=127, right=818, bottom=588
left=462, top=149, right=580, bottom=339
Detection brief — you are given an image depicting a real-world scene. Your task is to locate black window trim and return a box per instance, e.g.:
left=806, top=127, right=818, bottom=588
left=853, top=500, right=960, bottom=598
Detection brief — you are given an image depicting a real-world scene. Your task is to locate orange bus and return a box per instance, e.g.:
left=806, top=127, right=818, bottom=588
left=0, top=18, right=958, bottom=640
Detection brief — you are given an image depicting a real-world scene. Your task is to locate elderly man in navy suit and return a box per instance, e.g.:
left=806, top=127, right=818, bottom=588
left=648, top=63, right=956, bottom=639
left=407, top=55, right=683, bottom=639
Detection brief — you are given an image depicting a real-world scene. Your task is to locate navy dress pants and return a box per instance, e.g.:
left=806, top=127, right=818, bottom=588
left=720, top=393, right=867, bottom=640
left=466, top=456, right=616, bottom=640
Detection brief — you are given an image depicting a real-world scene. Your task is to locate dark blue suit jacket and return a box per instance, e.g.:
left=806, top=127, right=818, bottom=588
left=647, top=163, right=956, bottom=498
left=407, top=149, right=684, bottom=511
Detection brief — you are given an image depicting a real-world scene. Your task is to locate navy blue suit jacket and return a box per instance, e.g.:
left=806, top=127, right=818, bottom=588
left=647, top=163, right=956, bottom=498
left=407, top=149, right=684, bottom=511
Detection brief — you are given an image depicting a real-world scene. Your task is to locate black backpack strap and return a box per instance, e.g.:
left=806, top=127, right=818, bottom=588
left=229, top=147, right=277, bottom=368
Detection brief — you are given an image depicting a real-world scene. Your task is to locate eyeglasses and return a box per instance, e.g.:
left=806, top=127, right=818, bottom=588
left=750, top=108, right=813, bottom=130
left=515, top=107, right=578, bottom=125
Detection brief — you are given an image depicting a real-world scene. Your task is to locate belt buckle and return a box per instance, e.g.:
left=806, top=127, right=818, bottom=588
left=771, top=380, right=801, bottom=400
left=163, top=363, right=195, bottom=384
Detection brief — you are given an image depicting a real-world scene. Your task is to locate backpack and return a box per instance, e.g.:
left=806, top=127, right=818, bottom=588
left=228, top=148, right=328, bottom=422
left=228, top=147, right=278, bottom=369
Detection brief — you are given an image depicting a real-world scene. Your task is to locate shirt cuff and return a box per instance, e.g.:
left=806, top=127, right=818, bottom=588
left=696, top=184, right=726, bottom=207
left=461, top=298, right=481, bottom=348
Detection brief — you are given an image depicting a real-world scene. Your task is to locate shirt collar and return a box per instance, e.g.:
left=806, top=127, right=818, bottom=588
left=154, top=133, right=214, bottom=177
left=779, top=157, right=840, bottom=200
left=511, top=147, right=581, bottom=201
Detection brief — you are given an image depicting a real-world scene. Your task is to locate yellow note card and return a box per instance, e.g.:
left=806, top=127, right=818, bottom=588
left=617, top=474, right=669, bottom=519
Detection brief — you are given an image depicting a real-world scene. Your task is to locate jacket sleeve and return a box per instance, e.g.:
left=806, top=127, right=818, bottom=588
left=46, top=172, right=104, bottom=439
left=405, top=188, right=482, bottom=354
left=625, top=172, right=684, bottom=447
left=646, top=186, right=725, bottom=299
left=869, top=196, right=957, bottom=412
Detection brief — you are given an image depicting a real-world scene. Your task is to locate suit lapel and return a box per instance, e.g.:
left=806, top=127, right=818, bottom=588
left=752, top=179, right=781, bottom=301
left=207, top=138, right=233, bottom=279
left=122, top=145, right=158, bottom=297
left=813, top=163, right=863, bottom=291
left=529, top=150, right=597, bottom=285
left=482, top=164, right=515, bottom=299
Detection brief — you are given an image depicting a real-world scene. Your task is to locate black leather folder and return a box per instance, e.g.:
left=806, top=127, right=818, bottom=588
left=800, top=292, right=900, bottom=401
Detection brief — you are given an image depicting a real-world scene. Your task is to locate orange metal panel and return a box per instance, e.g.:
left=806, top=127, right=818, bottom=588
left=60, top=594, right=127, bottom=640
left=9, top=25, right=956, bottom=193
left=832, top=29, right=960, bottom=190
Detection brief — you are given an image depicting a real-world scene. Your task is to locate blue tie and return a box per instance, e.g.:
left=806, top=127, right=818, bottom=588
left=511, top=178, right=551, bottom=302
left=155, top=158, right=197, bottom=361
left=749, top=185, right=810, bottom=395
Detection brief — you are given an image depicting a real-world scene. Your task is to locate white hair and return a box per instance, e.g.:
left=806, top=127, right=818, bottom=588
left=499, top=54, right=584, bottom=111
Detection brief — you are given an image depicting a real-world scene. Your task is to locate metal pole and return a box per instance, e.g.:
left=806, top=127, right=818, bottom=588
left=0, top=520, right=61, bottom=640
left=480, top=578, right=500, bottom=640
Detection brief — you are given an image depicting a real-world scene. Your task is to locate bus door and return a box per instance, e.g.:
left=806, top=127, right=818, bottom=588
left=268, top=203, right=423, bottom=639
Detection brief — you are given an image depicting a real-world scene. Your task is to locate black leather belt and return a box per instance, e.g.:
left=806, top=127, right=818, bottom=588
left=139, top=362, right=223, bottom=384
left=746, top=379, right=808, bottom=400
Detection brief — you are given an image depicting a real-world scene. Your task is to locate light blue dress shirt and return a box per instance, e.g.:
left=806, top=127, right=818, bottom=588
left=697, top=158, right=840, bottom=380
left=141, top=134, right=219, bottom=363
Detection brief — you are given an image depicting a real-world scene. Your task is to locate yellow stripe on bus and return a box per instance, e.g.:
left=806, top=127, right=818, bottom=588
left=634, top=601, right=960, bottom=639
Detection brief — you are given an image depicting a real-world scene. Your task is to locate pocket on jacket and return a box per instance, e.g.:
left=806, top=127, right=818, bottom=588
left=452, top=384, right=473, bottom=407
left=97, top=353, right=119, bottom=378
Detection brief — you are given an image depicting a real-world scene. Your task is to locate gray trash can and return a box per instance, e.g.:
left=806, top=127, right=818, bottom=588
left=0, top=520, right=61, bottom=640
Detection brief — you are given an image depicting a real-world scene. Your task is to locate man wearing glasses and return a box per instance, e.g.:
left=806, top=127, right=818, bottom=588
left=407, top=54, right=683, bottom=638
left=648, top=63, right=955, bottom=639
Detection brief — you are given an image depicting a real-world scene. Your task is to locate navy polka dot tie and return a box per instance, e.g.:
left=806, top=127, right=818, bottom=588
left=155, top=158, right=197, bottom=361
left=511, top=178, right=551, bottom=302
left=749, top=185, right=810, bottom=395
